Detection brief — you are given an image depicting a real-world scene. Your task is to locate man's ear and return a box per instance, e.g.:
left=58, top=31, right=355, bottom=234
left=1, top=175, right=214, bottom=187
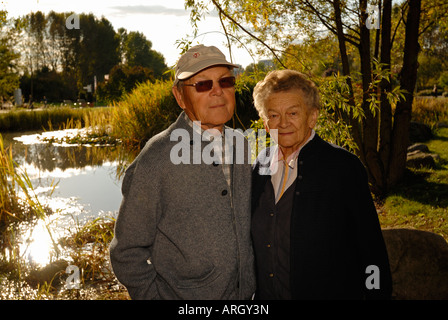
left=172, top=86, right=185, bottom=110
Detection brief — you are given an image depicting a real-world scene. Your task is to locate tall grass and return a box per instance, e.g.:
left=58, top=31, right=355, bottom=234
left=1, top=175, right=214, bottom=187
left=0, top=134, right=57, bottom=272
left=0, top=134, right=36, bottom=228
left=412, top=97, right=448, bottom=128
left=111, top=80, right=181, bottom=150
left=0, top=106, right=113, bottom=132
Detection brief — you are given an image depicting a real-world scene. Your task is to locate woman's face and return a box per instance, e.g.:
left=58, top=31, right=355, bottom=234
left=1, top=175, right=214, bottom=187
left=265, top=90, right=319, bottom=157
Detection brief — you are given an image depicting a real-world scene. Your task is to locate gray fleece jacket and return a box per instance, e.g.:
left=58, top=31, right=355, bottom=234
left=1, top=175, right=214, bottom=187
left=109, top=112, right=255, bottom=300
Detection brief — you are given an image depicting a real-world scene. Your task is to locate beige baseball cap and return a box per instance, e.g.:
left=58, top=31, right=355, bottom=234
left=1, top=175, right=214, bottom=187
left=173, top=44, right=239, bottom=86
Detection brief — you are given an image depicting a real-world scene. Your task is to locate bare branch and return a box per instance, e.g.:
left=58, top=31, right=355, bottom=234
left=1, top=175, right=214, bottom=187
left=210, top=0, right=286, bottom=68
left=218, top=10, right=233, bottom=63
left=300, top=0, right=360, bottom=46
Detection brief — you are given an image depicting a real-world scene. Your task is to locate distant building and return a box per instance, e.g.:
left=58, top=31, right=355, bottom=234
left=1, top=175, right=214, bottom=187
left=14, top=88, right=23, bottom=106
left=233, top=64, right=244, bottom=76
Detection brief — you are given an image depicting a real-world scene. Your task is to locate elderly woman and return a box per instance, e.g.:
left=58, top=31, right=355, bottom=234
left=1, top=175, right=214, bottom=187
left=251, top=70, right=392, bottom=300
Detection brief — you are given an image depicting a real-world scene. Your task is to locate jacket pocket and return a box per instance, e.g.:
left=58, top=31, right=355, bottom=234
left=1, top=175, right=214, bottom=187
left=176, top=266, right=221, bottom=289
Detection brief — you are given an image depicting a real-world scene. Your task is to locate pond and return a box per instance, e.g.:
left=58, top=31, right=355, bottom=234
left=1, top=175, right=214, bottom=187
left=2, top=129, right=128, bottom=267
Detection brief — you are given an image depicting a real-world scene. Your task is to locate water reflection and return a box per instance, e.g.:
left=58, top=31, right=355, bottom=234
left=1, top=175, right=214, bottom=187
left=21, top=219, right=56, bottom=267
left=2, top=130, right=132, bottom=267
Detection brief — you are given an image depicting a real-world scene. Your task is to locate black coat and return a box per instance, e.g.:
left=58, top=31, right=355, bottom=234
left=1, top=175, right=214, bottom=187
left=251, top=134, right=392, bottom=299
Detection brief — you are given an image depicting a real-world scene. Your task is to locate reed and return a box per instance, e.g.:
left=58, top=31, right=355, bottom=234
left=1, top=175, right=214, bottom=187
left=62, top=216, right=117, bottom=288
left=110, top=80, right=181, bottom=150
left=0, top=134, right=30, bottom=229
left=39, top=107, right=117, bottom=146
left=0, top=106, right=113, bottom=132
left=412, top=97, right=448, bottom=128
left=0, top=134, right=58, bottom=281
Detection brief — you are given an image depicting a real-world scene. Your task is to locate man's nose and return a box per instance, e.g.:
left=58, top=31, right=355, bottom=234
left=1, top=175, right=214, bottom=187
left=210, top=80, right=224, bottom=95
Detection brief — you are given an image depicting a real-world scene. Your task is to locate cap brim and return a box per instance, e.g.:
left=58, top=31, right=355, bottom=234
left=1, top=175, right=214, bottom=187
left=175, top=59, right=239, bottom=85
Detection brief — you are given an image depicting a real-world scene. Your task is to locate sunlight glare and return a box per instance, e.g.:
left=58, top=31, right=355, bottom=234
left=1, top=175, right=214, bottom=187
left=22, top=219, right=55, bottom=267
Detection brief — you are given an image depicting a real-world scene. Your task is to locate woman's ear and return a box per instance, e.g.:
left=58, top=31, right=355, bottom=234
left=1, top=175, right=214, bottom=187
left=308, top=108, right=319, bottom=129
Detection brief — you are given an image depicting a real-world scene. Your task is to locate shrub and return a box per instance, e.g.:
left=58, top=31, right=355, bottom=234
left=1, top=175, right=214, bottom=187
left=96, top=65, right=155, bottom=103
left=111, top=80, right=180, bottom=150
left=412, top=97, right=448, bottom=127
left=417, top=89, right=434, bottom=96
left=232, top=72, right=264, bottom=130
left=438, top=71, right=448, bottom=91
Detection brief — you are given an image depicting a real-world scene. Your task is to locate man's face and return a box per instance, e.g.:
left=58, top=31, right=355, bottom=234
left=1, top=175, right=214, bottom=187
left=265, top=90, right=318, bottom=155
left=173, top=66, right=236, bottom=131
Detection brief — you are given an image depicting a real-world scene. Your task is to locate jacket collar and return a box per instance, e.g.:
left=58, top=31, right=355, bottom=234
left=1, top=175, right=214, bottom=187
left=254, top=133, right=323, bottom=176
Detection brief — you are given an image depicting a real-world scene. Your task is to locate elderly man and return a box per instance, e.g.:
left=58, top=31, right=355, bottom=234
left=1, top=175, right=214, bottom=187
left=251, top=69, right=392, bottom=299
left=110, top=45, right=255, bottom=300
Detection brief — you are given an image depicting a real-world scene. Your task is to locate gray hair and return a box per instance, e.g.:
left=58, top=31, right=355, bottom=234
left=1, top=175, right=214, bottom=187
left=253, top=69, right=321, bottom=120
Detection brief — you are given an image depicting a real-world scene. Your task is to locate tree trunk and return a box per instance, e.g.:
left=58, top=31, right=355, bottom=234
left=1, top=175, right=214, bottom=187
left=359, top=0, right=385, bottom=195
left=333, top=0, right=365, bottom=164
left=389, top=0, right=422, bottom=185
left=373, top=0, right=382, bottom=60
left=378, top=0, right=393, bottom=191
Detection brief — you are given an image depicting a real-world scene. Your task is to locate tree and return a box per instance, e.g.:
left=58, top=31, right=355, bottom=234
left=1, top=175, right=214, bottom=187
left=415, top=8, right=448, bottom=90
left=119, top=30, right=168, bottom=78
left=184, top=0, right=448, bottom=196
left=96, top=64, right=155, bottom=103
left=11, top=11, right=169, bottom=102
left=0, top=10, right=20, bottom=100
left=15, top=12, right=121, bottom=101
left=77, top=14, right=121, bottom=92
left=243, top=60, right=274, bottom=75
left=19, top=66, right=76, bottom=102
left=281, top=36, right=348, bottom=77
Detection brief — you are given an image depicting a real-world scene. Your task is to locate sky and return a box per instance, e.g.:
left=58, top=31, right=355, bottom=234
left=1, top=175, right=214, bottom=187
left=2, top=0, right=262, bottom=68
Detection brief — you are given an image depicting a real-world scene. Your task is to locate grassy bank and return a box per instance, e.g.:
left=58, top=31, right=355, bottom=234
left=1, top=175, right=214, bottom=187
left=0, top=106, right=113, bottom=132
left=412, top=97, right=448, bottom=128
left=378, top=128, right=448, bottom=242
left=0, top=215, right=129, bottom=300
left=378, top=98, right=448, bottom=241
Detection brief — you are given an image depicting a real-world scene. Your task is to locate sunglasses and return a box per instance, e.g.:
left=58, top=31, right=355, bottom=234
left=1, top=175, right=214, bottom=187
left=184, top=76, right=236, bottom=92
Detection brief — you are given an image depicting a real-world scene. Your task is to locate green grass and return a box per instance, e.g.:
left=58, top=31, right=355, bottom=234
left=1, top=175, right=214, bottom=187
left=379, top=128, right=448, bottom=241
